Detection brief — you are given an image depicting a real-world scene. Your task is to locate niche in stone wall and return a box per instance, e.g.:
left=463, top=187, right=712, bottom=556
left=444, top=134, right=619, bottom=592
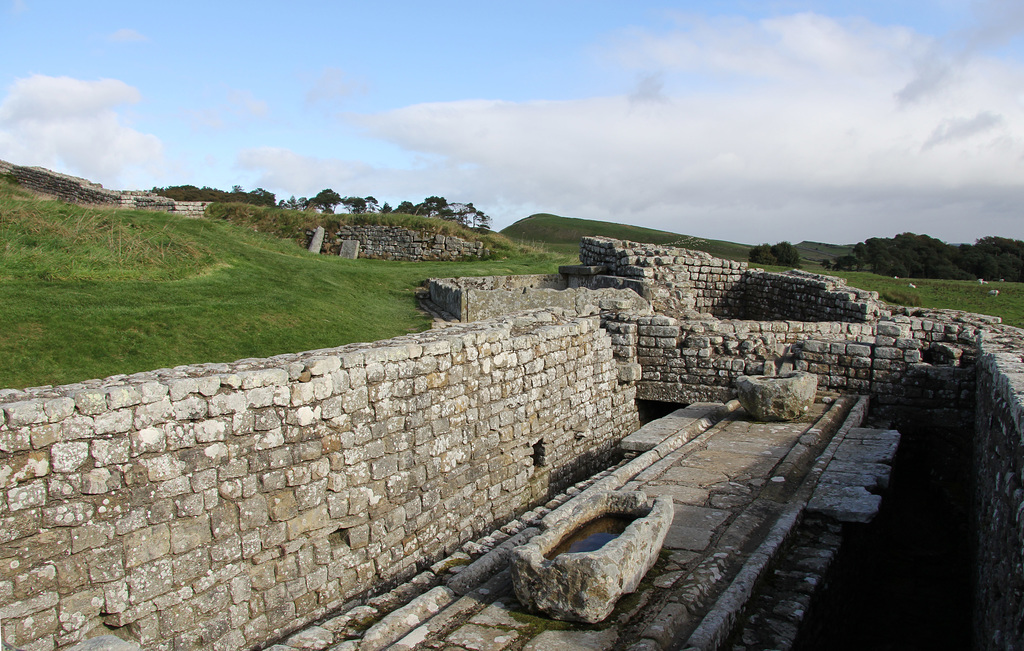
left=532, top=439, right=547, bottom=467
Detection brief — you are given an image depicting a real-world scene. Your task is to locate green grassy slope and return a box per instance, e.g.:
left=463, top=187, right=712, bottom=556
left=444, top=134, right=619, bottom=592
left=795, top=241, right=854, bottom=265
left=0, top=180, right=570, bottom=389
left=501, top=213, right=752, bottom=261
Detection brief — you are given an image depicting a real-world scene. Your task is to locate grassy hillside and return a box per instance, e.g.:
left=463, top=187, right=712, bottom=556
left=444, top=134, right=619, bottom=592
left=820, top=270, right=1024, bottom=327
left=501, top=213, right=752, bottom=261
left=796, top=241, right=854, bottom=265
left=0, top=179, right=571, bottom=390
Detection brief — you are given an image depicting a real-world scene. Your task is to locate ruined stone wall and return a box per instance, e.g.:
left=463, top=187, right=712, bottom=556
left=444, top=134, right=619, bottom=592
left=316, top=225, right=487, bottom=261
left=0, top=311, right=637, bottom=651
left=427, top=275, right=650, bottom=323
left=0, top=158, right=209, bottom=218
left=605, top=314, right=874, bottom=403
left=742, top=269, right=881, bottom=322
left=579, top=236, right=746, bottom=316
left=606, top=310, right=982, bottom=418
left=973, top=326, right=1024, bottom=651
left=578, top=237, right=881, bottom=321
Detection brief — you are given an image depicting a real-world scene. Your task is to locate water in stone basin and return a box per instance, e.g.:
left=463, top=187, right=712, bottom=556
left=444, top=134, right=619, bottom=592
left=544, top=515, right=636, bottom=559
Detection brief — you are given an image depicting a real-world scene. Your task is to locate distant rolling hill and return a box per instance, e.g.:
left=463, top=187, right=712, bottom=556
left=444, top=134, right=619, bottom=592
left=500, top=213, right=753, bottom=262
left=795, top=241, right=855, bottom=266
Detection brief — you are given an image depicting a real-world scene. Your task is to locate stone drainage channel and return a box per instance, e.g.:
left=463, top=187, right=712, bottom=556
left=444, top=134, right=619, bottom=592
left=262, top=396, right=897, bottom=651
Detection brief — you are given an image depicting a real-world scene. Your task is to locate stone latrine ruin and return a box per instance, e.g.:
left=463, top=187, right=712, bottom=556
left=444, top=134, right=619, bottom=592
left=0, top=159, right=209, bottom=218
left=424, top=235, right=1022, bottom=649
left=0, top=232, right=1022, bottom=651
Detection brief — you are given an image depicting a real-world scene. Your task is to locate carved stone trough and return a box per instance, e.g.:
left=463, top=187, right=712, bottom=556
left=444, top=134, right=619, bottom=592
left=510, top=491, right=673, bottom=623
left=734, top=371, right=818, bottom=421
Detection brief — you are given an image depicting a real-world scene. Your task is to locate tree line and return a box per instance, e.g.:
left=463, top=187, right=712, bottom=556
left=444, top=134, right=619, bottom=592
left=153, top=184, right=492, bottom=231
left=825, top=233, right=1024, bottom=282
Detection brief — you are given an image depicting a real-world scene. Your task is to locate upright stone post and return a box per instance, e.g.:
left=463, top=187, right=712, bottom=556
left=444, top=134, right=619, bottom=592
left=308, top=226, right=326, bottom=253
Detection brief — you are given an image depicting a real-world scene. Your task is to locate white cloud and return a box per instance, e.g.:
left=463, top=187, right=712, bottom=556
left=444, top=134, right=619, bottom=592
left=239, top=12, right=1024, bottom=244
left=0, top=75, right=162, bottom=184
left=108, top=28, right=147, bottom=43
left=305, top=67, right=365, bottom=107
left=11, top=0, right=26, bottom=15
left=184, top=87, right=269, bottom=131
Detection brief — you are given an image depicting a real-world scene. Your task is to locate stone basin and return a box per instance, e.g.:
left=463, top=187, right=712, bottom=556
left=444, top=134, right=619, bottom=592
left=511, top=491, right=673, bottom=623
left=734, top=371, right=818, bottom=422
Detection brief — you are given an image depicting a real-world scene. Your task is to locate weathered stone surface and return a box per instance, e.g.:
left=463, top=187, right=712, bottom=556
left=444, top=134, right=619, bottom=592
left=66, top=635, right=140, bottom=651
left=307, top=226, right=325, bottom=253
left=734, top=372, right=817, bottom=422
left=511, top=491, right=672, bottom=623
left=522, top=629, right=619, bottom=650
left=338, top=240, right=360, bottom=259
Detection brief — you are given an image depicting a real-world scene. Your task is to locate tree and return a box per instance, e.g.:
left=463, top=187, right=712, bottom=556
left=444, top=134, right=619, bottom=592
left=748, top=244, right=777, bottom=265
left=380, top=202, right=393, bottom=214
left=769, top=241, right=801, bottom=268
left=340, top=196, right=367, bottom=214
left=308, top=189, right=342, bottom=213
left=278, top=195, right=305, bottom=210
left=415, top=196, right=453, bottom=219
left=394, top=201, right=416, bottom=214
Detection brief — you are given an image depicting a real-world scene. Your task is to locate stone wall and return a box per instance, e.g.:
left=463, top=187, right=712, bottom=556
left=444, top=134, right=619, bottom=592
left=427, top=275, right=650, bottom=322
left=312, top=225, right=488, bottom=261
left=0, top=310, right=637, bottom=651
left=973, top=326, right=1024, bottom=651
left=578, top=237, right=882, bottom=321
left=604, top=308, right=983, bottom=424
left=579, top=236, right=746, bottom=316
left=0, top=159, right=209, bottom=218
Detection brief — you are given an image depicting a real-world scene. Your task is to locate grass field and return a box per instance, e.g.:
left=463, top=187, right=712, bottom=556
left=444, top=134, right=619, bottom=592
left=3, top=182, right=1021, bottom=389
left=501, top=213, right=752, bottom=261
left=0, top=180, right=572, bottom=389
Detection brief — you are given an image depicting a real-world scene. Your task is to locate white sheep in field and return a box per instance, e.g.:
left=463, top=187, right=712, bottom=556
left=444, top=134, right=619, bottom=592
left=989, top=289, right=1000, bottom=296
left=979, top=278, right=988, bottom=284
left=908, top=283, right=916, bottom=288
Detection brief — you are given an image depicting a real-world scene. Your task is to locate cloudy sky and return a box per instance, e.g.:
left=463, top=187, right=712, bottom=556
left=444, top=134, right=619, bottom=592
left=3, top=1, right=1024, bottom=244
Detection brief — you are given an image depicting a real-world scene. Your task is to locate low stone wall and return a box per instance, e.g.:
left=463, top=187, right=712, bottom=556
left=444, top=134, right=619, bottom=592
left=0, top=159, right=208, bottom=218
left=311, top=225, right=488, bottom=261
left=0, top=310, right=638, bottom=651
left=427, top=275, right=650, bottom=322
left=743, top=269, right=881, bottom=322
left=973, top=326, right=1024, bottom=651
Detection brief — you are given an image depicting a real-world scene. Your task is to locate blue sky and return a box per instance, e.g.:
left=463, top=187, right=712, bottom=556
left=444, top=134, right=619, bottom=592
left=3, top=1, right=1024, bottom=244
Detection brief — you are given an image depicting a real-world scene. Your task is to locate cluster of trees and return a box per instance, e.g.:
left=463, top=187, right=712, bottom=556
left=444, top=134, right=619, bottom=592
left=152, top=185, right=276, bottom=207
left=824, top=233, right=1024, bottom=282
left=748, top=241, right=802, bottom=268
left=155, top=183, right=493, bottom=232
left=277, top=191, right=492, bottom=230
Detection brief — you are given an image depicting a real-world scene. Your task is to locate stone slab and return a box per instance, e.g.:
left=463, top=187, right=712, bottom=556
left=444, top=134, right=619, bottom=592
left=658, top=466, right=729, bottom=487
left=679, top=449, right=780, bottom=479
left=807, top=484, right=883, bottom=523
left=663, top=505, right=731, bottom=551
left=308, top=226, right=325, bottom=253
left=522, top=628, right=620, bottom=650
left=339, top=239, right=360, bottom=259
left=640, top=483, right=710, bottom=505
left=445, top=623, right=520, bottom=651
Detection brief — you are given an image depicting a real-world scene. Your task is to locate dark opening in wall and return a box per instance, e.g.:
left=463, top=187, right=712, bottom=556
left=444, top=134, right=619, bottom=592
left=329, top=526, right=351, bottom=548
left=636, top=399, right=685, bottom=425
left=532, top=439, right=547, bottom=467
